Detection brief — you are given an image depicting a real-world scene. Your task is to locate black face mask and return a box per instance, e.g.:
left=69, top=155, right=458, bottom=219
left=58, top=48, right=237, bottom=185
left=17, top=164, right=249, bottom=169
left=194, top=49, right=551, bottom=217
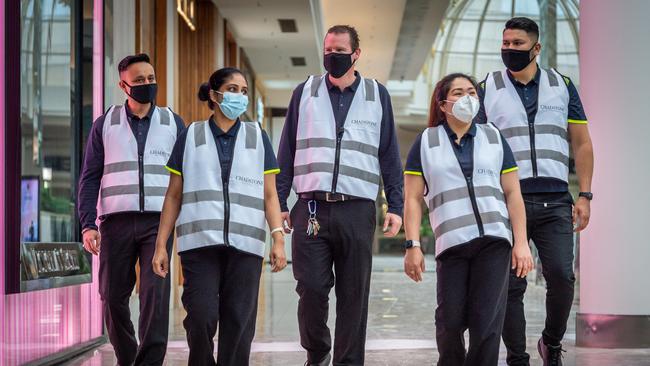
left=501, top=44, right=537, bottom=72
left=323, top=52, right=355, bottom=79
left=123, top=81, right=158, bottom=104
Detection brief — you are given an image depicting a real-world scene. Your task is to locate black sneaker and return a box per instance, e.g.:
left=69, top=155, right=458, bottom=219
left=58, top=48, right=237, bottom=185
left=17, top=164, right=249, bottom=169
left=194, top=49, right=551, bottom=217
left=305, top=353, right=331, bottom=366
left=537, top=337, right=565, bottom=366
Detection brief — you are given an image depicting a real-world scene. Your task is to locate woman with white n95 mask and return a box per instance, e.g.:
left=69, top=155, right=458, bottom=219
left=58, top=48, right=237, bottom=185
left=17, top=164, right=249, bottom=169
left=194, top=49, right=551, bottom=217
left=151, top=67, right=287, bottom=366
left=402, top=73, right=533, bottom=365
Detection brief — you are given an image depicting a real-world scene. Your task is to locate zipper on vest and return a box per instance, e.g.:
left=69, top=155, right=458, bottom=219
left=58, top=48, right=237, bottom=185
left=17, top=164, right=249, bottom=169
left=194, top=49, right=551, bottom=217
left=528, top=122, right=538, bottom=178
left=465, top=176, right=484, bottom=237
left=138, top=154, right=144, bottom=212
left=330, top=126, right=345, bottom=193
left=223, top=180, right=231, bottom=247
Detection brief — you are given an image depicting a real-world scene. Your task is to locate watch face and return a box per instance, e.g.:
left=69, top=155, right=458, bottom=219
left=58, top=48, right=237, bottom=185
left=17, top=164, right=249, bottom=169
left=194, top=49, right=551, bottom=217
left=404, top=240, right=413, bottom=249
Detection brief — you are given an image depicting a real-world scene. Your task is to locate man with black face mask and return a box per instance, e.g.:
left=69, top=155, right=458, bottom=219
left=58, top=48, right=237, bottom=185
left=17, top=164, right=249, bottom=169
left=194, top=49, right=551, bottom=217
left=276, top=25, right=403, bottom=365
left=475, top=17, right=594, bottom=366
left=78, top=53, right=185, bottom=366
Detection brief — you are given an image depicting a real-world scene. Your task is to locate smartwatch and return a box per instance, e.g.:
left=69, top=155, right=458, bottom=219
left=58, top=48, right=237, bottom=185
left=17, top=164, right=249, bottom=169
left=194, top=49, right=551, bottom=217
left=404, top=240, right=422, bottom=250
left=578, top=192, right=593, bottom=201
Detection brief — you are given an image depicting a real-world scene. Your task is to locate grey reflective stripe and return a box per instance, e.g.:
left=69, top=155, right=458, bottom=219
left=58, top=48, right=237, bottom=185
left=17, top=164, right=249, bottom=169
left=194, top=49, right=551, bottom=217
left=296, top=138, right=378, bottom=157
left=434, top=211, right=510, bottom=238
left=514, top=149, right=569, bottom=166
left=144, top=187, right=167, bottom=196
left=101, top=184, right=139, bottom=198
left=493, top=71, right=505, bottom=90
left=480, top=125, right=499, bottom=144
left=182, top=190, right=224, bottom=204
left=194, top=121, right=206, bottom=147
left=546, top=69, right=559, bottom=87
left=144, top=164, right=170, bottom=175
left=294, top=162, right=380, bottom=184
left=427, top=127, right=440, bottom=148
left=311, top=75, right=323, bottom=97
left=104, top=161, right=138, bottom=174
left=111, top=106, right=122, bottom=125
left=429, top=185, right=505, bottom=210
left=501, top=125, right=567, bottom=140
left=364, top=79, right=375, bottom=102
left=244, top=122, right=257, bottom=149
left=230, top=192, right=265, bottom=211
left=177, top=219, right=225, bottom=237
left=159, top=108, right=170, bottom=125
left=479, top=211, right=511, bottom=230
left=230, top=221, right=266, bottom=242
left=434, top=213, right=477, bottom=238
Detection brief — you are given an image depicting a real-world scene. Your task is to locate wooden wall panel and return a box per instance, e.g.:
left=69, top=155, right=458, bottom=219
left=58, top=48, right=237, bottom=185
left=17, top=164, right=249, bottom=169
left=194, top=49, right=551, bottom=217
left=176, top=0, right=218, bottom=125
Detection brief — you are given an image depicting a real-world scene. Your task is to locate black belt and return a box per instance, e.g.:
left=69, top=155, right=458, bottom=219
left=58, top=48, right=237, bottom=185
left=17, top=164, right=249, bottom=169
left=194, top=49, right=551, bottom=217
left=298, top=192, right=363, bottom=202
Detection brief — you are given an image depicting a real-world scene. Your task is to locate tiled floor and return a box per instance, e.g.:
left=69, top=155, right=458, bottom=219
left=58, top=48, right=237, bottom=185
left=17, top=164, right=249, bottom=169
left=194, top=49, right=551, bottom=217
left=67, top=256, right=650, bottom=365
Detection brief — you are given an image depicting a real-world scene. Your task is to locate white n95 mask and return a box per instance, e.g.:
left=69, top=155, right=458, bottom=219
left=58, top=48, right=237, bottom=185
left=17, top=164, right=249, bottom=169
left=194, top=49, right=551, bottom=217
left=447, top=95, right=480, bottom=123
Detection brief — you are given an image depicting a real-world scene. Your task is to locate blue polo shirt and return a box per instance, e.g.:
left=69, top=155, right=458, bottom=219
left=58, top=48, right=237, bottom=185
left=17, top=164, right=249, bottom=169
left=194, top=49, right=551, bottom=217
left=404, top=122, right=518, bottom=181
left=165, top=117, right=279, bottom=183
left=474, top=66, right=588, bottom=194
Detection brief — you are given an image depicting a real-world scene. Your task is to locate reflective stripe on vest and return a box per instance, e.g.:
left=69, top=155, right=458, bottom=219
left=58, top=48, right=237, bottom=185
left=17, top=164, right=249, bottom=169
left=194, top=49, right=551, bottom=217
left=293, top=73, right=383, bottom=200
left=421, top=124, right=512, bottom=257
left=98, top=105, right=177, bottom=217
left=484, top=68, right=570, bottom=182
left=176, top=120, right=266, bottom=257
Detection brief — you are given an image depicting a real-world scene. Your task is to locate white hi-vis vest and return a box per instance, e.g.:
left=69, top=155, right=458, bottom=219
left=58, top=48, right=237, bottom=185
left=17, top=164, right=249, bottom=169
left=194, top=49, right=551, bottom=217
left=421, top=124, right=512, bottom=257
left=293, top=74, right=383, bottom=200
left=484, top=68, right=570, bottom=182
left=175, top=120, right=267, bottom=257
left=98, top=105, right=177, bottom=217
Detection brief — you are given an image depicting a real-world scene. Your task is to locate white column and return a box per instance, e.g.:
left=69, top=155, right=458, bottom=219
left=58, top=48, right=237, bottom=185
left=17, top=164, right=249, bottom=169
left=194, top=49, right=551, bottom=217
left=577, top=0, right=650, bottom=348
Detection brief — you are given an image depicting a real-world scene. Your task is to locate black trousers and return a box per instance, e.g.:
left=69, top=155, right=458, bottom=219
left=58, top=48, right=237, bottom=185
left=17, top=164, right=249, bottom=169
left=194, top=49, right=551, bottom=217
left=503, top=192, right=576, bottom=365
left=435, top=236, right=511, bottom=366
left=291, top=199, right=376, bottom=366
left=99, top=212, right=173, bottom=366
left=180, top=246, right=263, bottom=366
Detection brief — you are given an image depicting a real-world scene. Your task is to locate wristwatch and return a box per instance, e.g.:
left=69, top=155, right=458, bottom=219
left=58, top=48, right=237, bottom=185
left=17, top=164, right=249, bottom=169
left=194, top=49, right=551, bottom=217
left=578, top=192, right=593, bottom=201
left=404, top=240, right=422, bottom=250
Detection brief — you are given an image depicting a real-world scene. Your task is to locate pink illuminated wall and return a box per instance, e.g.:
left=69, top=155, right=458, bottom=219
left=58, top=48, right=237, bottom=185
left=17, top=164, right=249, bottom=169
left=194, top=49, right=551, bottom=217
left=0, top=0, right=105, bottom=364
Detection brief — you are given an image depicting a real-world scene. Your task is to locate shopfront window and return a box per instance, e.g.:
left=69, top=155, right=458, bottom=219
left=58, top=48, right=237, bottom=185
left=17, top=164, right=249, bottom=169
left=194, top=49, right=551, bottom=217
left=8, top=0, right=94, bottom=293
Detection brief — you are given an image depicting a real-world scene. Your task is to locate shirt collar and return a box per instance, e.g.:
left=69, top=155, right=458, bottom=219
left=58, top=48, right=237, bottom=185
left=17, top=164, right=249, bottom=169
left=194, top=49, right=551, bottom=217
left=209, top=116, right=241, bottom=137
left=442, top=121, right=477, bottom=140
left=124, top=101, right=155, bottom=120
left=325, top=71, right=361, bottom=92
left=506, top=64, right=541, bottom=86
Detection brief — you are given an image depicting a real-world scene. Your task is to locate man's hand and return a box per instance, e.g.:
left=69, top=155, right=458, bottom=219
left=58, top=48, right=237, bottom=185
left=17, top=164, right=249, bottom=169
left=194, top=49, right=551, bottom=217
left=404, top=247, right=425, bottom=282
left=82, top=229, right=101, bottom=255
left=512, top=241, right=534, bottom=278
left=270, top=235, right=287, bottom=272
left=383, top=213, right=402, bottom=237
left=281, top=212, right=293, bottom=234
left=152, top=247, right=169, bottom=278
left=573, top=197, right=591, bottom=232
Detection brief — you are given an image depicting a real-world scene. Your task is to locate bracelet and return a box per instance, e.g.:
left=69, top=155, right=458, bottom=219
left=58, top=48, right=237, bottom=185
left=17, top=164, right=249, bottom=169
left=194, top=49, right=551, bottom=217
left=270, top=227, right=284, bottom=235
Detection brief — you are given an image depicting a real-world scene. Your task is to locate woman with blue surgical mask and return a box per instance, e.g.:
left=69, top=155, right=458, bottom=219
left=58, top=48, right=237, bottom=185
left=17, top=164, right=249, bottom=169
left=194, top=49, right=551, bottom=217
left=402, top=73, right=533, bottom=365
left=152, top=67, right=287, bottom=366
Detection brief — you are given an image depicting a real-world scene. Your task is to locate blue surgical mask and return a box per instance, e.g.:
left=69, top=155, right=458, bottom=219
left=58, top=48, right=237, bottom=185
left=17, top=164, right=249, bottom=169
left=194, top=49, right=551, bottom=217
left=215, top=91, right=248, bottom=120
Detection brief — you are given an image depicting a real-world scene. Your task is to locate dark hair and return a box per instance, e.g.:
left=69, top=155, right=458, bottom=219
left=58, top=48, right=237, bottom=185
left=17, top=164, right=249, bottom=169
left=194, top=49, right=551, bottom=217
left=326, top=25, right=360, bottom=51
left=428, top=73, right=478, bottom=127
left=504, top=17, right=539, bottom=41
left=118, top=53, right=152, bottom=73
left=198, top=67, right=245, bottom=110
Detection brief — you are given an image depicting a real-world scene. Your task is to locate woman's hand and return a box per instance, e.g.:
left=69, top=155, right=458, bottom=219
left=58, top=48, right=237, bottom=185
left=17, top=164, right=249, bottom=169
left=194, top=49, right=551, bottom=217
left=404, top=247, right=425, bottom=282
left=512, top=241, right=534, bottom=278
left=269, top=234, right=287, bottom=272
left=152, top=245, right=169, bottom=278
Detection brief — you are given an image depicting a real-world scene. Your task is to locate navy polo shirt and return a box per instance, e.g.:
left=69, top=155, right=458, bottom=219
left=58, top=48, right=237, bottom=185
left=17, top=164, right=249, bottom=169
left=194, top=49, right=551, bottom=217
left=276, top=72, right=404, bottom=216
left=165, top=118, right=279, bottom=182
left=77, top=102, right=186, bottom=231
left=475, top=66, right=588, bottom=194
left=404, top=122, right=518, bottom=181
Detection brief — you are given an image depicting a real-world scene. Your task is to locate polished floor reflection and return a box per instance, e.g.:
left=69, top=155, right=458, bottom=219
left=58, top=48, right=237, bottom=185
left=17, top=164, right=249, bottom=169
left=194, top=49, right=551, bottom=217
left=68, top=257, right=650, bottom=365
